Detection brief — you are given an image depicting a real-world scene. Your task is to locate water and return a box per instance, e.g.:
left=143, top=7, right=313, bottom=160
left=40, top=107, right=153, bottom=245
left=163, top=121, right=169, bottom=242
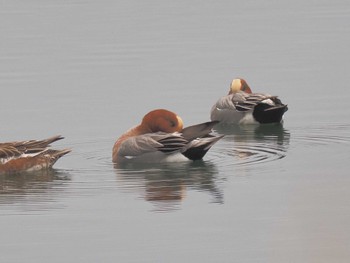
left=1, top=0, right=350, bottom=262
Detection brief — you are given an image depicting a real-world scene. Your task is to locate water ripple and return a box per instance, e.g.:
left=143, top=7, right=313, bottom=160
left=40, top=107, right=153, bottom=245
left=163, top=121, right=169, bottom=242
left=212, top=123, right=290, bottom=168
left=211, top=122, right=350, bottom=170
left=0, top=169, right=71, bottom=214
left=291, top=123, right=350, bottom=147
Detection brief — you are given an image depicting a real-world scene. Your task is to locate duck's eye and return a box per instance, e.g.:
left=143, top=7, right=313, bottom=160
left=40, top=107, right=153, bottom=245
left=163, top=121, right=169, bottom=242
left=169, top=120, right=176, bottom=127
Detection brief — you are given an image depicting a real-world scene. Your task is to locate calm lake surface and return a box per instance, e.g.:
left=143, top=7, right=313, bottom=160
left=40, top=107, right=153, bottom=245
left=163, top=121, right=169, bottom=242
left=1, top=1, right=350, bottom=262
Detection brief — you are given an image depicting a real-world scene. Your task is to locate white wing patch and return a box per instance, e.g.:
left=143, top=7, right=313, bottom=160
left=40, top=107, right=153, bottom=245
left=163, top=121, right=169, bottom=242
left=261, top=98, right=274, bottom=106
left=0, top=152, right=42, bottom=164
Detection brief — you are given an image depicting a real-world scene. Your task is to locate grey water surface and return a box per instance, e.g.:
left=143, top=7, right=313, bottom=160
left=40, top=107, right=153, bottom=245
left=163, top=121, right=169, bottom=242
left=1, top=1, right=350, bottom=262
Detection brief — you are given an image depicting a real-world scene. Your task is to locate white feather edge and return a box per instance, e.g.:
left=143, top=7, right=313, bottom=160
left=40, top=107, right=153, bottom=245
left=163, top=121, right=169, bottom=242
left=0, top=151, right=46, bottom=164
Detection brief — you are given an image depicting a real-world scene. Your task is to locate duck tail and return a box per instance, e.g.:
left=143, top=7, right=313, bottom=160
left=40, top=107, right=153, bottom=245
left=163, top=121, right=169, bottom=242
left=19, top=135, right=65, bottom=153
left=182, top=135, right=224, bottom=161
left=181, top=121, right=220, bottom=141
left=253, top=101, right=288, bottom=124
left=31, top=135, right=64, bottom=147
left=40, top=148, right=72, bottom=167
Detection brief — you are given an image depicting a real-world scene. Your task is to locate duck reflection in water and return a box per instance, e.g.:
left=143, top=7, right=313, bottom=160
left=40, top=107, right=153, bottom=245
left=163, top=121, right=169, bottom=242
left=0, top=169, right=70, bottom=210
left=114, top=161, right=223, bottom=212
left=214, top=123, right=290, bottom=163
left=215, top=123, right=289, bottom=143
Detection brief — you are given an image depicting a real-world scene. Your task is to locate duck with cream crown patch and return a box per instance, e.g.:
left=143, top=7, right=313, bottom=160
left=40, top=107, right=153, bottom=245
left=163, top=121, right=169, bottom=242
left=210, top=78, right=288, bottom=125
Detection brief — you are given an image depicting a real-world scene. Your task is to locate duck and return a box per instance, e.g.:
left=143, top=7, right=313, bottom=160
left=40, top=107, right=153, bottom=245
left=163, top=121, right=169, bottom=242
left=0, top=135, right=71, bottom=174
left=112, top=109, right=223, bottom=163
left=210, top=78, right=288, bottom=124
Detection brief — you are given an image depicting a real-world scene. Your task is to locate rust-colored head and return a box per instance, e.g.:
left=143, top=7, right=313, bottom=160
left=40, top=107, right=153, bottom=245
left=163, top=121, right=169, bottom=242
left=141, top=109, right=184, bottom=133
left=228, top=78, right=252, bottom=94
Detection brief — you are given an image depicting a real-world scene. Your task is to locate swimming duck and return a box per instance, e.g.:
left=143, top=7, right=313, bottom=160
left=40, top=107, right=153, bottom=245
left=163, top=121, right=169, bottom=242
left=112, top=109, right=223, bottom=163
left=210, top=78, right=288, bottom=124
left=0, top=135, right=71, bottom=174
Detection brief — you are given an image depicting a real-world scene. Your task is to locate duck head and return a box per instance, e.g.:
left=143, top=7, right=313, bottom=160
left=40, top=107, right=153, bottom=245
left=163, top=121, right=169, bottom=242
left=141, top=109, right=184, bottom=133
left=228, top=78, right=252, bottom=94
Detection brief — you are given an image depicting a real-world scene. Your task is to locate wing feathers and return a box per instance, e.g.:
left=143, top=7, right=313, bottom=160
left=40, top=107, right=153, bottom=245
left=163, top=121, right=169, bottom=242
left=181, top=121, right=219, bottom=141
left=0, top=135, right=65, bottom=162
left=118, top=124, right=222, bottom=160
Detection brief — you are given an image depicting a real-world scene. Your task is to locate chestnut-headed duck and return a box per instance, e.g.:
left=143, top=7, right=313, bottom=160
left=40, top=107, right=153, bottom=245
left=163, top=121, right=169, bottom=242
left=211, top=78, right=288, bottom=125
left=112, top=109, right=223, bottom=163
left=0, top=135, right=71, bottom=174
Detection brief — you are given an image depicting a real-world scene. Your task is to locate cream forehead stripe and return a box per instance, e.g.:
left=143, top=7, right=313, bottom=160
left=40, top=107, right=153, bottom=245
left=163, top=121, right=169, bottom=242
left=230, top=79, right=242, bottom=92
left=176, top=115, right=184, bottom=128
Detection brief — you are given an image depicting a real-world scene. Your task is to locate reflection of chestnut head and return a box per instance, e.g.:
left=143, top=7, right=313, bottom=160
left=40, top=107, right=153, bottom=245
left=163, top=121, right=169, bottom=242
left=145, top=180, right=186, bottom=202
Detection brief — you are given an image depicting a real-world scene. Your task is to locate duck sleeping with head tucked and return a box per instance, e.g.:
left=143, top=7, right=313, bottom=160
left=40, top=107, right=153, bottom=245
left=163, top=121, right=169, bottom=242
left=210, top=78, right=288, bottom=125
left=0, top=135, right=71, bottom=174
left=112, top=109, right=223, bottom=163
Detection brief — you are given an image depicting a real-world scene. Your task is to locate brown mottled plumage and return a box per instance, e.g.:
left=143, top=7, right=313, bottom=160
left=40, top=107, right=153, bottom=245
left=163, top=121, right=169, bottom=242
left=0, top=135, right=71, bottom=174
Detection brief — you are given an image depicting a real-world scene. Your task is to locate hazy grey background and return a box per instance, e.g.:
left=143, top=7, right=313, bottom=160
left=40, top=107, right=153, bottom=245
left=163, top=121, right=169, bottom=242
left=1, top=1, right=350, bottom=262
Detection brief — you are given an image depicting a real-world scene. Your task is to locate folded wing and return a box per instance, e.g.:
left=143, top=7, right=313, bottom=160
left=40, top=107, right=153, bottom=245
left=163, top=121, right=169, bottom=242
left=118, top=121, right=222, bottom=161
